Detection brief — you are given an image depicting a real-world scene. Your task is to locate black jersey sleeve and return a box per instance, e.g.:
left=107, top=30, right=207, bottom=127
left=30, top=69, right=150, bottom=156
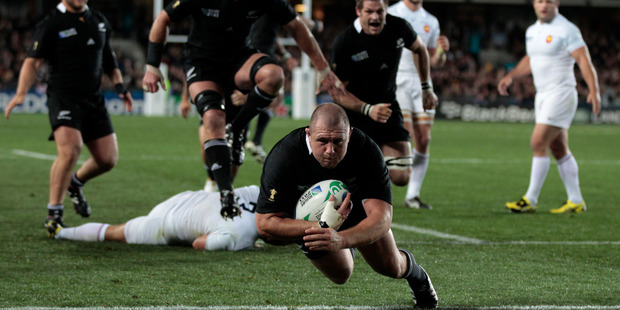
left=28, top=14, right=54, bottom=60
left=99, top=14, right=119, bottom=74
left=391, top=15, right=417, bottom=48
left=257, top=129, right=305, bottom=216
left=164, top=0, right=199, bottom=22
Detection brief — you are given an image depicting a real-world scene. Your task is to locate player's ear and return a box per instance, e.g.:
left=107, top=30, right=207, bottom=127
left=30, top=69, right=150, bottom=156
left=305, top=127, right=311, bottom=137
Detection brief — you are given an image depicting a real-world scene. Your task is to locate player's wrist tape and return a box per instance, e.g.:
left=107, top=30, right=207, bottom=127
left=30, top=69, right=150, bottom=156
left=421, top=81, right=433, bottom=91
left=319, top=200, right=343, bottom=230
left=146, top=41, right=164, bottom=67
left=145, top=64, right=165, bottom=81
left=114, top=83, right=128, bottom=96
left=362, top=103, right=374, bottom=116
left=316, top=66, right=331, bottom=84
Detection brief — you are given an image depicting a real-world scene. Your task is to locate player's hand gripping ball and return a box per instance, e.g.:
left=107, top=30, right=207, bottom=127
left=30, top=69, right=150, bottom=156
left=295, top=180, right=350, bottom=228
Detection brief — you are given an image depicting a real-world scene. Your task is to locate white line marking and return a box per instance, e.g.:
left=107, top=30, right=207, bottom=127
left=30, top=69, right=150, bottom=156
left=12, top=149, right=58, bottom=161
left=392, top=223, right=620, bottom=245
left=391, top=223, right=488, bottom=244
left=13, top=305, right=620, bottom=309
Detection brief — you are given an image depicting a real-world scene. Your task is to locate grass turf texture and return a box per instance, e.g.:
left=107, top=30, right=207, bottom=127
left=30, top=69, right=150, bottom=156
left=1, top=114, right=619, bottom=308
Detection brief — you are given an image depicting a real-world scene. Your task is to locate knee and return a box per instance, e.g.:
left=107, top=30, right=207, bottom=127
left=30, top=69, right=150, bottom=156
left=98, top=156, right=117, bottom=172
left=57, top=145, right=82, bottom=164
left=256, top=64, right=284, bottom=93
left=371, top=258, right=402, bottom=279
left=390, top=171, right=410, bottom=187
left=326, top=270, right=352, bottom=285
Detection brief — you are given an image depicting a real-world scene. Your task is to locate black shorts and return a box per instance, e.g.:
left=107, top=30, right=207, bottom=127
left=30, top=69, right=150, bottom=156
left=47, top=92, right=114, bottom=143
left=184, top=46, right=259, bottom=91
left=347, top=108, right=410, bottom=145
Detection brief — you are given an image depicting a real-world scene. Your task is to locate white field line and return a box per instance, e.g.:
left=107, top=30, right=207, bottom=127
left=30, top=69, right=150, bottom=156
left=9, top=149, right=620, bottom=165
left=12, top=305, right=620, bottom=309
left=391, top=223, right=620, bottom=245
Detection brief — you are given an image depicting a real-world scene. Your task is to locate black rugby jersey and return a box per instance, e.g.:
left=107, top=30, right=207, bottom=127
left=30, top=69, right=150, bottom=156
left=257, top=127, right=391, bottom=218
left=331, top=14, right=417, bottom=105
left=28, top=3, right=117, bottom=95
left=250, top=15, right=280, bottom=57
left=165, top=0, right=296, bottom=60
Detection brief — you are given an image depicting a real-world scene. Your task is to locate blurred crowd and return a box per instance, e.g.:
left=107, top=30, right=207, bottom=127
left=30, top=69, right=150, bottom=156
left=1, top=2, right=618, bottom=108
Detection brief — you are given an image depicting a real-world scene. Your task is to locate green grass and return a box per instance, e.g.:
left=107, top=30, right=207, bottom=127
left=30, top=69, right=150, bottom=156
left=1, top=114, right=619, bottom=308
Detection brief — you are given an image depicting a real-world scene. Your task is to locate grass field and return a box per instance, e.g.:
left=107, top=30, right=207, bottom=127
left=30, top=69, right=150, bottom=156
left=1, top=114, right=619, bottom=309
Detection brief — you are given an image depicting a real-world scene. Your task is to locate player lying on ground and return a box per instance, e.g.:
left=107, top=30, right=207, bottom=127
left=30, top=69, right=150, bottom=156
left=48, top=186, right=260, bottom=251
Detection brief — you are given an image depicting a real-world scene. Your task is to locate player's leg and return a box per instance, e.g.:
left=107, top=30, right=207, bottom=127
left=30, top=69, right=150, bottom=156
left=53, top=222, right=114, bottom=241
left=381, top=140, right=413, bottom=187
left=307, top=249, right=355, bottom=284
left=229, top=53, right=282, bottom=163
left=246, top=95, right=279, bottom=164
left=406, top=116, right=434, bottom=209
left=359, top=230, right=437, bottom=308
left=48, top=126, right=83, bottom=227
left=190, top=81, right=239, bottom=218
left=549, top=130, right=586, bottom=213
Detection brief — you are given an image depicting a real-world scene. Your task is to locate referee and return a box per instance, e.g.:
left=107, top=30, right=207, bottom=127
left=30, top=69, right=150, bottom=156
left=5, top=0, right=133, bottom=229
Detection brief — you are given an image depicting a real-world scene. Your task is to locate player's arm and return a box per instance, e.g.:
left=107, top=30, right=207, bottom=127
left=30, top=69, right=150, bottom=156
left=106, top=68, right=134, bottom=112
left=192, top=233, right=237, bottom=251
left=256, top=212, right=320, bottom=245
left=282, top=16, right=345, bottom=96
left=4, top=57, right=44, bottom=119
left=331, top=83, right=393, bottom=123
left=430, top=35, right=449, bottom=68
left=408, top=37, right=438, bottom=110
left=303, top=198, right=392, bottom=252
left=572, top=45, right=601, bottom=116
left=497, top=55, right=531, bottom=96
left=142, top=10, right=171, bottom=93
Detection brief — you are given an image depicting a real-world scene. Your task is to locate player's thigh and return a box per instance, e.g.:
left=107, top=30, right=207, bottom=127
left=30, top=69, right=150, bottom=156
left=534, top=88, right=577, bottom=129
left=381, top=140, right=412, bottom=158
left=124, top=215, right=167, bottom=245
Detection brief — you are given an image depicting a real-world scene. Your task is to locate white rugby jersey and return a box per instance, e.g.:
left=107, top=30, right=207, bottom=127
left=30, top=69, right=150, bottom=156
left=162, top=186, right=259, bottom=250
left=388, top=2, right=440, bottom=78
left=525, top=14, right=585, bottom=93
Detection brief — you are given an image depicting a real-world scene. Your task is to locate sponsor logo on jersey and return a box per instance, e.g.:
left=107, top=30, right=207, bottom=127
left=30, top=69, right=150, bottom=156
left=33, top=41, right=39, bottom=51
left=172, top=0, right=180, bottom=9
left=379, top=63, right=389, bottom=70
left=98, top=23, right=106, bottom=32
left=58, top=28, right=77, bottom=39
left=86, top=38, right=95, bottom=46
left=396, top=38, right=405, bottom=48
left=201, top=8, right=220, bottom=18
left=351, top=50, right=369, bottom=62
left=546, top=35, right=552, bottom=43
left=57, top=110, right=72, bottom=120
left=424, top=25, right=430, bottom=33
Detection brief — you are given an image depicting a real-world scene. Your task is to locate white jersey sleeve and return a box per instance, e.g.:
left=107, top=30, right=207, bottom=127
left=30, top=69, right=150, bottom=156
left=525, top=14, right=585, bottom=93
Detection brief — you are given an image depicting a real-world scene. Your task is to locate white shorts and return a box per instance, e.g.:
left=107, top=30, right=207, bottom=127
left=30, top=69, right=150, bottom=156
left=124, top=200, right=171, bottom=245
left=395, top=75, right=435, bottom=125
left=535, top=87, right=578, bottom=129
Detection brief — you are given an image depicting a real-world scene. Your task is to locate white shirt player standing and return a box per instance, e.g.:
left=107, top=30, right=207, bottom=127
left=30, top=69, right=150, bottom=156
left=388, top=0, right=450, bottom=210
left=498, top=0, right=601, bottom=214
left=49, top=186, right=260, bottom=251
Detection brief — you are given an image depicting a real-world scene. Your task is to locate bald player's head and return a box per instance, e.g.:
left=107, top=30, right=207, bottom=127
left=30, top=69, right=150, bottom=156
left=306, top=103, right=352, bottom=169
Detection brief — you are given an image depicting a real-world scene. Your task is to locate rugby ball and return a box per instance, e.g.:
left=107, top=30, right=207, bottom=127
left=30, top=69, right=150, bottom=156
left=295, top=179, right=349, bottom=221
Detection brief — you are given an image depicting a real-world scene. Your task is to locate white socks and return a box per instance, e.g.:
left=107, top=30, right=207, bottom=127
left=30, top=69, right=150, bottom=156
left=55, top=223, right=109, bottom=242
left=557, top=153, right=583, bottom=204
left=406, top=150, right=429, bottom=200
left=525, top=156, right=550, bottom=206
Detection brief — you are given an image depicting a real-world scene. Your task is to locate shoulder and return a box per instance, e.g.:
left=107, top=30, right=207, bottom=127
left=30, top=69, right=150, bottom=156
left=387, top=14, right=414, bottom=33
left=387, top=1, right=404, bottom=14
